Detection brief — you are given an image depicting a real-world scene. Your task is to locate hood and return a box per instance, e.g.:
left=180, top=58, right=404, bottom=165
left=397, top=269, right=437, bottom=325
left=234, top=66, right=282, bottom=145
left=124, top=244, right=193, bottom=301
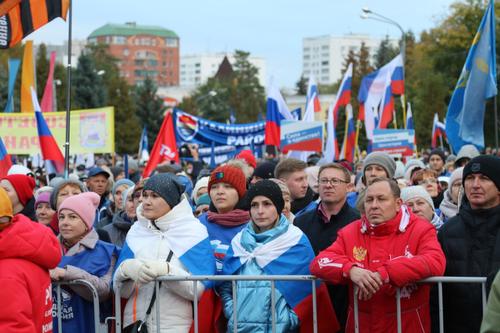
left=0, top=214, right=61, bottom=269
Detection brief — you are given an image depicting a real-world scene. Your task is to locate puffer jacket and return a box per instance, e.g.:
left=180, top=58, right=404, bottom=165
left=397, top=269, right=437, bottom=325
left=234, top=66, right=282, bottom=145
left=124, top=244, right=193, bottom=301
left=219, top=216, right=299, bottom=333
left=114, top=198, right=206, bottom=333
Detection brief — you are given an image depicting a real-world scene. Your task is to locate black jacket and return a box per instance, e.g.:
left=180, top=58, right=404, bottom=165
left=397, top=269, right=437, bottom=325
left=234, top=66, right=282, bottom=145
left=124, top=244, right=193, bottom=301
left=433, top=202, right=500, bottom=333
left=295, top=200, right=360, bottom=331
left=291, top=187, right=315, bottom=215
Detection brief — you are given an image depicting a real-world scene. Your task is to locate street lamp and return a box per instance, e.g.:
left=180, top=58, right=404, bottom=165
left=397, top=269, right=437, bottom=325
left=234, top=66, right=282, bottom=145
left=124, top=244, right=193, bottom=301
left=361, top=7, right=407, bottom=126
left=195, top=90, right=217, bottom=103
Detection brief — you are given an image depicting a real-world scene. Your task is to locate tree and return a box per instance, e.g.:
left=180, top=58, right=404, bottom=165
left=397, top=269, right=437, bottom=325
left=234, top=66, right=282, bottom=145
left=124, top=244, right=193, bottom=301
left=35, top=43, right=50, bottom=99
left=72, top=52, right=107, bottom=109
left=296, top=75, right=307, bottom=95
left=374, top=35, right=399, bottom=69
left=134, top=77, right=165, bottom=146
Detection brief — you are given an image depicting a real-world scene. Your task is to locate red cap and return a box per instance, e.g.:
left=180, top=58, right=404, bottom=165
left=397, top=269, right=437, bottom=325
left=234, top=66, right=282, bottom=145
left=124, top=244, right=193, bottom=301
left=208, top=165, right=247, bottom=200
left=236, top=150, right=257, bottom=169
left=2, top=174, right=36, bottom=206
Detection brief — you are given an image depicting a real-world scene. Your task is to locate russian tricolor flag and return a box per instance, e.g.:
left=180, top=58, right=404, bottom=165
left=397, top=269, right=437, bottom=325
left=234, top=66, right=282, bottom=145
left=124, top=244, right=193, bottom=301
left=324, top=102, right=339, bottom=162
left=333, top=63, right=353, bottom=127
left=0, top=137, right=12, bottom=178
left=432, top=113, right=447, bottom=148
left=265, top=81, right=294, bottom=146
left=378, top=70, right=395, bottom=129
left=406, top=102, right=414, bottom=130
left=223, top=220, right=338, bottom=333
left=340, top=104, right=356, bottom=163
left=306, top=75, right=322, bottom=114
left=31, top=88, right=65, bottom=174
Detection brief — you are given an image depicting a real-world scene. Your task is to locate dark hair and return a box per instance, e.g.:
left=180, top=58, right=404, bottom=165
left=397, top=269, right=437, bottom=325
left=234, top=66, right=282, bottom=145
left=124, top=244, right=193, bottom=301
left=368, top=177, right=401, bottom=198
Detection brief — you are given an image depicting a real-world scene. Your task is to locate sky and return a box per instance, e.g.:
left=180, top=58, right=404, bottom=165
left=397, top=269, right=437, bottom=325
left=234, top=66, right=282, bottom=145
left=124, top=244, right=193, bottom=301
left=28, top=0, right=458, bottom=88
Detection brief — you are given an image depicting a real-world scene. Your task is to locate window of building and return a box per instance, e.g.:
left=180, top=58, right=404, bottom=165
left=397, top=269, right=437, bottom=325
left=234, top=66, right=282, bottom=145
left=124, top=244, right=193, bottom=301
left=123, top=48, right=129, bottom=56
left=113, top=36, right=126, bottom=44
left=195, top=63, right=200, bottom=67
left=135, top=59, right=145, bottom=66
left=165, top=38, right=178, bottom=47
left=148, top=59, right=158, bottom=66
left=152, top=38, right=157, bottom=46
left=321, top=60, right=329, bottom=65
left=321, top=45, right=329, bottom=50
left=303, top=55, right=310, bottom=60
left=304, top=47, right=310, bottom=52
left=321, top=76, right=329, bottom=81
left=321, top=68, right=328, bottom=73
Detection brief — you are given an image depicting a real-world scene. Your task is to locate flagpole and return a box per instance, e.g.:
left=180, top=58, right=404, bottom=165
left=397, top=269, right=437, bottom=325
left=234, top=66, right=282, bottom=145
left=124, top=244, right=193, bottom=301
left=63, top=0, right=73, bottom=178
left=354, top=120, right=361, bottom=162
left=495, top=96, right=499, bottom=152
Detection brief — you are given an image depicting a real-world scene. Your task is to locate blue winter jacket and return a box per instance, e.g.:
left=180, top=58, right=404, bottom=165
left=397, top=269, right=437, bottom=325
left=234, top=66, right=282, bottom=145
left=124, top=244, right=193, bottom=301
left=219, top=216, right=299, bottom=333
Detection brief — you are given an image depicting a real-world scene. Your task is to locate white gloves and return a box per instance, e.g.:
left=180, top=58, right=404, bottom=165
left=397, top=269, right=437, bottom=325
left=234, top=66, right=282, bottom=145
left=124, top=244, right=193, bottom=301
left=119, top=259, right=170, bottom=284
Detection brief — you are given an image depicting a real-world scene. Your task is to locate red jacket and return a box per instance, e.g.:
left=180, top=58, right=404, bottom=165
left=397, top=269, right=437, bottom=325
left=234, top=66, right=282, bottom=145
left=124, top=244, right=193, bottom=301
left=310, top=207, right=446, bottom=333
left=0, top=214, right=61, bottom=333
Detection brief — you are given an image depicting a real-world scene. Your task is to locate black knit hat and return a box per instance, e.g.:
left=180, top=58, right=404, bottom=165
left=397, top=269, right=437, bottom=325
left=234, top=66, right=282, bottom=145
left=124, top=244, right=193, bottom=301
left=245, top=179, right=284, bottom=214
left=253, top=161, right=276, bottom=180
left=143, top=173, right=185, bottom=208
left=462, top=155, right=500, bottom=191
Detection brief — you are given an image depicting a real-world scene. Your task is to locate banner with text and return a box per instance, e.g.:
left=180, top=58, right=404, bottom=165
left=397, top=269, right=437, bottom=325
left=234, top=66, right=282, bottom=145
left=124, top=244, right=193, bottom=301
left=280, top=120, right=323, bottom=152
left=372, top=129, right=415, bottom=157
left=0, top=107, right=115, bottom=154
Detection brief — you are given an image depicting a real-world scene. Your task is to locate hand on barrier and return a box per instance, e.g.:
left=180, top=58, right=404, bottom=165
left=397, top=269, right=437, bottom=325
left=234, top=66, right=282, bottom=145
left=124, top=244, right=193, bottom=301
left=50, top=267, right=66, bottom=281
left=349, top=267, right=383, bottom=299
left=120, top=259, right=144, bottom=282
left=138, top=261, right=170, bottom=284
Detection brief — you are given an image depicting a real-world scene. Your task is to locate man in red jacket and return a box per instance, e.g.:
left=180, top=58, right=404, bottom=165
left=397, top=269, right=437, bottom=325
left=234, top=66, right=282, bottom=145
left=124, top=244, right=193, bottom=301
left=311, top=177, right=446, bottom=333
left=0, top=187, right=62, bottom=333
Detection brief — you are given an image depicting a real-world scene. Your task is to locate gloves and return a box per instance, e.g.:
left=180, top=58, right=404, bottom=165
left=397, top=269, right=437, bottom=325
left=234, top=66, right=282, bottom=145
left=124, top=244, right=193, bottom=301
left=138, top=261, right=170, bottom=284
left=120, top=259, right=143, bottom=282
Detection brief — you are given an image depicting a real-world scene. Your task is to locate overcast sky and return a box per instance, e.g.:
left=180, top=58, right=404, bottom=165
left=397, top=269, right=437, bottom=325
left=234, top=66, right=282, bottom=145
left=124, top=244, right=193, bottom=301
left=29, top=0, right=458, bottom=87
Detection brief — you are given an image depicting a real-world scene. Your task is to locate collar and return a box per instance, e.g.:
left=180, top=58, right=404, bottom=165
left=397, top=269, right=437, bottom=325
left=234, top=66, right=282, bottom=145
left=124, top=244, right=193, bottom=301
left=317, top=200, right=347, bottom=224
left=137, top=196, right=193, bottom=232
left=360, top=205, right=411, bottom=236
left=60, top=229, right=99, bottom=256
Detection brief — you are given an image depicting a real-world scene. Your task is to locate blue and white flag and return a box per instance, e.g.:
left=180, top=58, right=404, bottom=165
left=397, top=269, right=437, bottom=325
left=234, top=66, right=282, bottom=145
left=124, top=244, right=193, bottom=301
left=138, top=127, right=149, bottom=162
left=445, top=1, right=497, bottom=153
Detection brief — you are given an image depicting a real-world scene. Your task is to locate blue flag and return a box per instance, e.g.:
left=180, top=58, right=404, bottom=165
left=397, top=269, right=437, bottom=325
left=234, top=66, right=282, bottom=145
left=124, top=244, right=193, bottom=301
left=445, top=1, right=497, bottom=153
left=4, top=58, right=20, bottom=113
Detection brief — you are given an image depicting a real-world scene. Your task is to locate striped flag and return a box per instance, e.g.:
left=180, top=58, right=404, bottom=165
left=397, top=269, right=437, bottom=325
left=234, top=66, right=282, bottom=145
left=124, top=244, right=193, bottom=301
left=0, top=0, right=70, bottom=49
left=306, top=75, right=322, bottom=114
left=332, top=63, right=353, bottom=127
left=264, top=80, right=294, bottom=146
left=0, top=137, right=12, bottom=178
left=31, top=87, right=65, bottom=173
left=432, top=113, right=447, bottom=148
left=324, top=102, right=339, bottom=162
left=340, top=104, right=356, bottom=163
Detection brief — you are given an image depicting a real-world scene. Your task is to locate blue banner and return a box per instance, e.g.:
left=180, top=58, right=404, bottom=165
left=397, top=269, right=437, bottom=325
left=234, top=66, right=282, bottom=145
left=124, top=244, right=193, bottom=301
left=5, top=58, right=20, bottom=113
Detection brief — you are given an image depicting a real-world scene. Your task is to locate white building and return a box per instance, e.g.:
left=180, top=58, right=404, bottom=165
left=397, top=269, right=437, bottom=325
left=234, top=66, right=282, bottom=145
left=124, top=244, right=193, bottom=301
left=37, top=39, right=87, bottom=68
left=302, top=34, right=399, bottom=85
left=180, top=52, right=267, bottom=87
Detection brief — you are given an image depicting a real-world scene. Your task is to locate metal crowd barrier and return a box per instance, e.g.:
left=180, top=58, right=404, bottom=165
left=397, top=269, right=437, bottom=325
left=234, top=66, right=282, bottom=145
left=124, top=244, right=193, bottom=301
left=52, top=279, right=101, bottom=333
left=114, top=275, right=319, bottom=333
left=352, top=276, right=488, bottom=333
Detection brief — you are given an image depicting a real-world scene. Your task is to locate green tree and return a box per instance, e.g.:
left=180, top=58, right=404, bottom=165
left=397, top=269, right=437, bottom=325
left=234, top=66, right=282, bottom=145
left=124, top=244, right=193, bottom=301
left=35, top=43, right=50, bottom=99
left=374, top=35, right=399, bottom=69
left=296, top=75, right=307, bottom=95
left=134, top=77, right=165, bottom=146
left=72, top=52, right=107, bottom=109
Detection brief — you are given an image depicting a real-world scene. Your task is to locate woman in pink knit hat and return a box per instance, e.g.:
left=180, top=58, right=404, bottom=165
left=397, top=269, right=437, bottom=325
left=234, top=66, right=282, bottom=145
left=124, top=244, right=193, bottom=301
left=50, top=192, right=118, bottom=333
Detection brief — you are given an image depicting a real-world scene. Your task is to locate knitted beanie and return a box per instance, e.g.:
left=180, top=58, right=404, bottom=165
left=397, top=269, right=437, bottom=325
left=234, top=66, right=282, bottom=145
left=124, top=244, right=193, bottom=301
left=253, top=161, right=276, bottom=180
left=235, top=150, right=257, bottom=169
left=429, top=148, right=446, bottom=163
left=196, top=193, right=211, bottom=208
left=449, top=167, right=464, bottom=187
left=455, top=144, right=480, bottom=167
left=2, top=174, right=36, bottom=206
left=362, top=152, right=396, bottom=179
left=50, top=179, right=87, bottom=210
left=208, top=165, right=247, bottom=200
left=463, top=155, right=500, bottom=190
left=404, top=159, right=426, bottom=181
left=0, top=187, right=13, bottom=220
left=143, top=173, right=185, bottom=209
left=112, top=178, right=135, bottom=197
left=58, top=192, right=100, bottom=230
left=245, top=179, right=284, bottom=214
left=401, top=185, right=434, bottom=210
left=35, top=192, right=51, bottom=209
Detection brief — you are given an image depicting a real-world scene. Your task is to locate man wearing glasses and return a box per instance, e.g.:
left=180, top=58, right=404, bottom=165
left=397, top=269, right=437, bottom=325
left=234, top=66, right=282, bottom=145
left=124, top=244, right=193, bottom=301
left=295, top=163, right=360, bottom=330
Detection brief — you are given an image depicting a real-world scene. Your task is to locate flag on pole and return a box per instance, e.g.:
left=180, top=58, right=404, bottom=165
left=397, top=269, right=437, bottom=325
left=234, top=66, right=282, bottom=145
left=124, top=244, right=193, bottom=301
left=287, top=94, right=317, bottom=161
left=340, top=104, right=356, bottom=163
left=378, top=70, right=395, bottom=129
left=21, top=41, right=35, bottom=113
left=229, top=109, right=236, bottom=124
left=31, top=87, right=65, bottom=173
left=142, top=111, right=179, bottom=178
left=358, top=54, right=404, bottom=139
left=445, top=1, right=497, bottom=153
left=323, top=103, right=339, bottom=162
left=0, top=0, right=70, bottom=49
left=41, top=51, right=57, bottom=112
left=264, top=81, right=294, bottom=146
left=306, top=75, right=322, bottom=114
left=138, top=127, right=150, bottom=163
left=4, top=58, right=21, bottom=113
left=432, top=113, right=447, bottom=149
left=406, top=103, right=414, bottom=130
left=0, top=137, right=12, bottom=178
left=332, top=63, right=353, bottom=128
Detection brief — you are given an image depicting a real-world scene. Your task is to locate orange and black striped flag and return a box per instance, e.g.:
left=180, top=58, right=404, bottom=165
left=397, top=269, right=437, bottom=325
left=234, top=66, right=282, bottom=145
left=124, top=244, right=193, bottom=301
left=0, top=0, right=69, bottom=49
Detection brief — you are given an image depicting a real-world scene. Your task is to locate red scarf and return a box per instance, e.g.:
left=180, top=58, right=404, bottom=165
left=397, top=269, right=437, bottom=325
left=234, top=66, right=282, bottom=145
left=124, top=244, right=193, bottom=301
left=207, top=209, right=249, bottom=227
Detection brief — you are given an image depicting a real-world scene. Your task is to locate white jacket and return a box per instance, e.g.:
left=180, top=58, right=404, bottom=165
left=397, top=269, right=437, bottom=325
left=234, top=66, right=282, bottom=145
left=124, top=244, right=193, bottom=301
left=113, top=198, right=205, bottom=332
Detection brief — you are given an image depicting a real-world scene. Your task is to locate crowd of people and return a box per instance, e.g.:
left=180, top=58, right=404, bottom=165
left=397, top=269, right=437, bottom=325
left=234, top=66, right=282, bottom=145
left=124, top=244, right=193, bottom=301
left=0, top=143, right=499, bottom=333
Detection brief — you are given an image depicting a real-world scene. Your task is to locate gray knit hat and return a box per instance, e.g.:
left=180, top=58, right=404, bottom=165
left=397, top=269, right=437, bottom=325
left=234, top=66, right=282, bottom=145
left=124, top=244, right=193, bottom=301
left=449, top=167, right=464, bottom=187
left=143, top=173, right=185, bottom=208
left=455, top=144, right=480, bottom=167
left=362, top=152, right=396, bottom=179
left=401, top=186, right=434, bottom=210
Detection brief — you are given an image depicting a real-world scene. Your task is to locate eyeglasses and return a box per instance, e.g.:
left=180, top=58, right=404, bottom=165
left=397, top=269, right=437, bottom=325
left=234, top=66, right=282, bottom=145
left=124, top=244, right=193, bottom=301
left=418, top=178, right=438, bottom=185
left=319, top=178, right=349, bottom=186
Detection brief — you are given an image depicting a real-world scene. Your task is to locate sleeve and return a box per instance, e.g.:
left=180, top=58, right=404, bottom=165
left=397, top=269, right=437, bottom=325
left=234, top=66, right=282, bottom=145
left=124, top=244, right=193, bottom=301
left=164, top=260, right=205, bottom=301
left=0, top=278, right=36, bottom=333
left=382, top=224, right=446, bottom=287
left=218, top=281, right=234, bottom=320
left=64, top=255, right=117, bottom=301
left=480, top=271, right=500, bottom=333
left=309, top=228, right=357, bottom=284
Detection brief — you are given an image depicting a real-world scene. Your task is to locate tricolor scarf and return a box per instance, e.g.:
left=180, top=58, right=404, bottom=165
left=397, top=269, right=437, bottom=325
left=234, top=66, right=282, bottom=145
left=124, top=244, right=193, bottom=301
left=223, top=215, right=339, bottom=333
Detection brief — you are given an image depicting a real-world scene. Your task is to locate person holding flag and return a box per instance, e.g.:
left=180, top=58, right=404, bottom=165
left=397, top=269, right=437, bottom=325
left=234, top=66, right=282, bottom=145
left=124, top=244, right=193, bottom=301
left=221, top=180, right=338, bottom=333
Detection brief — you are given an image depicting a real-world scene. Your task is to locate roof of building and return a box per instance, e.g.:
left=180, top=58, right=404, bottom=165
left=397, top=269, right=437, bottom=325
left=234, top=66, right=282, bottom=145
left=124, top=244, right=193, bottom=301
left=88, top=23, right=178, bottom=39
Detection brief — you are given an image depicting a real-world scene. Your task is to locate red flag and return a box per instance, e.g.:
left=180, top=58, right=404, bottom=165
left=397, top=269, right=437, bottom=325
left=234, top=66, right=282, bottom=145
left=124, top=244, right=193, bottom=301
left=41, top=51, right=56, bottom=112
left=142, top=111, right=179, bottom=178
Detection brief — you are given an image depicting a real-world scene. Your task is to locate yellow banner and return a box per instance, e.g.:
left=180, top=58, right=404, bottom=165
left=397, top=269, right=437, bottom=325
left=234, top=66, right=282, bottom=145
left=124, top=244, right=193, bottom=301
left=0, top=107, right=115, bottom=154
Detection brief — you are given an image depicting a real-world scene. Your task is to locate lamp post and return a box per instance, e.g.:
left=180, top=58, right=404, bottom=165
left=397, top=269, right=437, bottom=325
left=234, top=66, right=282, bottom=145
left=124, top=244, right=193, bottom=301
left=361, top=7, right=407, bottom=127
